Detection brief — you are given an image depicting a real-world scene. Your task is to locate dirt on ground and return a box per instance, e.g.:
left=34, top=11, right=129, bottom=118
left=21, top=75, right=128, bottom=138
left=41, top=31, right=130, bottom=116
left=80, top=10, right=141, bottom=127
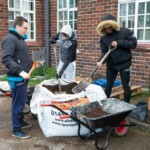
left=0, top=96, right=150, bottom=150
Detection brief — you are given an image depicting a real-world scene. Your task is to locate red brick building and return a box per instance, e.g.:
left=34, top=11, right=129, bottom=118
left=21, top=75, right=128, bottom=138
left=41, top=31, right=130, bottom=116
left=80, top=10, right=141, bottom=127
left=0, top=0, right=150, bottom=88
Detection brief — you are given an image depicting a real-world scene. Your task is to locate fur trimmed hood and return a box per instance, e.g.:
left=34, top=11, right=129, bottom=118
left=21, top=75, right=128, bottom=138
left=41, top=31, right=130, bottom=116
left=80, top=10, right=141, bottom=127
left=96, top=14, right=120, bottom=36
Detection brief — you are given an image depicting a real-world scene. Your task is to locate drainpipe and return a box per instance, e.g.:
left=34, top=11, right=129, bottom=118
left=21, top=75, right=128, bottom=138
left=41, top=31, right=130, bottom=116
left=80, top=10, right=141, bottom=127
left=46, top=0, right=50, bottom=68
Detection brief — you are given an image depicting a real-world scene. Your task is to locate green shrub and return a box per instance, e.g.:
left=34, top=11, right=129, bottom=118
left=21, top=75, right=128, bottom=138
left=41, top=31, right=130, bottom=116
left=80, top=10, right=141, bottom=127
left=30, top=64, right=56, bottom=79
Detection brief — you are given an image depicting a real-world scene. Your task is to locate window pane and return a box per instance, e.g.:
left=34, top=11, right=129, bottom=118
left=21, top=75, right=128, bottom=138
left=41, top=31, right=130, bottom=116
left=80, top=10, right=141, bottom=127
left=23, top=13, right=28, bottom=20
left=74, top=21, right=77, bottom=30
left=29, top=22, right=34, bottom=30
left=69, top=0, right=74, bottom=8
left=8, top=11, right=14, bottom=20
left=59, top=12, right=63, bottom=20
left=29, top=14, right=33, bottom=21
left=64, top=11, right=67, bottom=20
left=64, top=21, right=67, bottom=26
left=128, top=3, right=135, bottom=15
left=15, top=0, right=20, bottom=9
left=137, top=29, right=144, bottom=40
left=147, top=2, right=150, bottom=13
left=63, top=0, right=67, bottom=8
left=120, top=17, right=126, bottom=27
left=69, top=21, right=73, bottom=28
left=69, top=11, right=73, bottom=20
left=138, top=2, right=145, bottom=14
left=27, top=32, right=31, bottom=39
left=146, top=15, right=150, bottom=27
left=29, top=2, right=34, bottom=11
left=9, top=0, right=14, bottom=8
left=128, top=16, right=134, bottom=28
left=15, top=11, right=21, bottom=17
left=8, top=21, right=13, bottom=28
left=120, top=4, right=126, bottom=16
left=22, top=1, right=28, bottom=10
left=59, top=0, right=63, bottom=8
left=74, top=11, right=77, bottom=19
left=138, top=15, right=144, bottom=27
left=145, top=29, right=150, bottom=40
left=75, top=0, right=77, bottom=7
left=30, top=32, right=34, bottom=39
left=59, top=22, right=63, bottom=30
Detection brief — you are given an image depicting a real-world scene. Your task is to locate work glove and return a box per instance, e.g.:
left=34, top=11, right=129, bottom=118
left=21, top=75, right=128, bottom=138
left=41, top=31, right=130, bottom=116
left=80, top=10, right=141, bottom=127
left=58, top=70, right=64, bottom=79
left=32, top=61, right=39, bottom=69
left=19, top=71, right=30, bottom=79
left=56, top=74, right=59, bottom=80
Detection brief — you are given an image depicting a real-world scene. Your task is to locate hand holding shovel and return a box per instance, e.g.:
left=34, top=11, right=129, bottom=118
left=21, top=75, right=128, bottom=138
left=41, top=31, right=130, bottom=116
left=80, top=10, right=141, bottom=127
left=72, top=45, right=117, bottom=94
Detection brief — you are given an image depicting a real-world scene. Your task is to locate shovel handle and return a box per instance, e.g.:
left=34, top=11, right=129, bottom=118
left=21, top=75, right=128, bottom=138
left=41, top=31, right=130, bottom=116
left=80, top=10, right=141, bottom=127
left=28, top=61, right=39, bottom=75
left=99, top=45, right=117, bottom=64
left=88, top=66, right=99, bottom=80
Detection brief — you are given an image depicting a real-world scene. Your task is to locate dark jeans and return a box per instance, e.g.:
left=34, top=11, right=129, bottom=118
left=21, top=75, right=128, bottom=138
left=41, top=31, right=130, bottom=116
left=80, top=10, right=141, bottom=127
left=105, top=67, right=131, bottom=103
left=11, top=80, right=28, bottom=132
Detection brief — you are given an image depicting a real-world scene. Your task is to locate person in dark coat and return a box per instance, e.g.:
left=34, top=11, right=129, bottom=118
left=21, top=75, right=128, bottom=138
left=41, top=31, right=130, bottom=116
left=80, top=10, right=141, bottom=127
left=2, top=16, right=33, bottom=139
left=50, top=24, right=77, bottom=81
left=96, top=14, right=137, bottom=103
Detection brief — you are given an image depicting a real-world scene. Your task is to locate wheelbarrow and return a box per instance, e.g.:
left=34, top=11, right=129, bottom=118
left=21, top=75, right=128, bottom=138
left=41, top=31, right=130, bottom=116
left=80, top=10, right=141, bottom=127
left=41, top=98, right=136, bottom=150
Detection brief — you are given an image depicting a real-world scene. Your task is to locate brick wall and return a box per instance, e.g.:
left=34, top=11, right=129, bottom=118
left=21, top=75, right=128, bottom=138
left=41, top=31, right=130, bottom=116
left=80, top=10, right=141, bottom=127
left=76, top=0, right=118, bottom=75
left=0, top=0, right=8, bottom=74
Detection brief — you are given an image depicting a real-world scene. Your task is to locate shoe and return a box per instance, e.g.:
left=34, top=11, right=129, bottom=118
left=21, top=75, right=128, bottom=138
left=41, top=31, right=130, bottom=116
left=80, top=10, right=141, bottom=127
left=21, top=121, right=32, bottom=129
left=12, top=130, right=30, bottom=139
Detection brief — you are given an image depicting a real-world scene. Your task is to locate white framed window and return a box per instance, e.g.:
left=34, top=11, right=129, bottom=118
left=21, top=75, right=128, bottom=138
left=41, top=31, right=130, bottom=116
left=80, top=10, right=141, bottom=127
left=8, top=0, right=36, bottom=41
left=118, top=0, right=150, bottom=42
left=57, top=0, right=77, bottom=31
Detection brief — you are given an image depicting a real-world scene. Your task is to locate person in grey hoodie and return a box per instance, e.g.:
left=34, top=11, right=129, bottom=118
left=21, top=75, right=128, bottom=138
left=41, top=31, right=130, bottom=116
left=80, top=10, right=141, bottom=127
left=2, top=16, right=32, bottom=139
left=96, top=14, right=137, bottom=103
left=50, top=24, right=77, bottom=81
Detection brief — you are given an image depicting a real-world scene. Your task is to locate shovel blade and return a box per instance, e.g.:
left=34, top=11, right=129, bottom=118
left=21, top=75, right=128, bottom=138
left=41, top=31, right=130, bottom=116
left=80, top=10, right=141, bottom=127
left=72, top=80, right=90, bottom=94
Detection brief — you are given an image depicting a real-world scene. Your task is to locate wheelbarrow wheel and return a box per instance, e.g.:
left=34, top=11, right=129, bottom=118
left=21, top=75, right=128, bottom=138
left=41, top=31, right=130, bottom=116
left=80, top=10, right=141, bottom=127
left=112, top=118, right=129, bottom=137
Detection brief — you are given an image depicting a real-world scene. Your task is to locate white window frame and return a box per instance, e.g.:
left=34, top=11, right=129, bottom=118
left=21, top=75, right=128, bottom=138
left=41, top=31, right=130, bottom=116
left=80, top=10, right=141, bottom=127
left=57, top=0, right=77, bottom=31
left=8, top=0, right=36, bottom=41
left=118, top=0, right=150, bottom=43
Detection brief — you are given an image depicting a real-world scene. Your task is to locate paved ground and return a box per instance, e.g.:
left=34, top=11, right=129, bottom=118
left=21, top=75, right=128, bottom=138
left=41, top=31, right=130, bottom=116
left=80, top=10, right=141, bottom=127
left=0, top=96, right=150, bottom=150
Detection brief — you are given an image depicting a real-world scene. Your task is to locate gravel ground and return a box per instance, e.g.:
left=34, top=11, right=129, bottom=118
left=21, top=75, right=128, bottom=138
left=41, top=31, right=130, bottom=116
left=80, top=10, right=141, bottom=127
left=0, top=96, right=150, bottom=150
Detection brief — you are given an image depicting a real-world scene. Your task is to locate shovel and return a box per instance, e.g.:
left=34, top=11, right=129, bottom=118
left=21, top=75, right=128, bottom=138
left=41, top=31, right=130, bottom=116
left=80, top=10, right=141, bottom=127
left=72, top=45, right=117, bottom=94
left=53, top=45, right=62, bottom=93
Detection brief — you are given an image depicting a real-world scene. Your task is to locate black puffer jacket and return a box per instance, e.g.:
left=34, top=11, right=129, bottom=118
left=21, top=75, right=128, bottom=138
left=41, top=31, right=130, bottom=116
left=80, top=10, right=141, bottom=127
left=2, top=30, right=32, bottom=77
left=96, top=14, right=137, bottom=70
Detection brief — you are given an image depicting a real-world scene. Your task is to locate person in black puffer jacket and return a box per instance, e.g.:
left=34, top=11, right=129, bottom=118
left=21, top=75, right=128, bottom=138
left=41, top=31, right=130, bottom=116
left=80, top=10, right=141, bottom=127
left=96, top=14, right=137, bottom=103
left=50, top=24, right=77, bottom=81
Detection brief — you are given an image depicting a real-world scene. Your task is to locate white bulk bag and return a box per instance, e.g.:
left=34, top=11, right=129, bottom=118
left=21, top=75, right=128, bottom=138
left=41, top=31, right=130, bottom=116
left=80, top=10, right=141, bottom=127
left=30, top=79, right=106, bottom=137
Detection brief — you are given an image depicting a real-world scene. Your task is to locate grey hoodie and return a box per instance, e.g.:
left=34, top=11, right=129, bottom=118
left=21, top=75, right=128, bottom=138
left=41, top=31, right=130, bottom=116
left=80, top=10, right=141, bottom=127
left=50, top=26, right=77, bottom=77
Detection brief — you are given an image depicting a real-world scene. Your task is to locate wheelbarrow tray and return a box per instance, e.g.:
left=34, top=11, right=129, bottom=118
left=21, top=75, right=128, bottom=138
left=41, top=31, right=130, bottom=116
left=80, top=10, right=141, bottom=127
left=71, top=98, right=136, bottom=129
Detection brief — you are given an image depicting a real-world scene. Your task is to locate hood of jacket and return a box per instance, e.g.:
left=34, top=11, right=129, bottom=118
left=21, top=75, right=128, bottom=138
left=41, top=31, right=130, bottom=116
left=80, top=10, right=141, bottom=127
left=96, top=14, right=120, bottom=36
left=60, top=24, right=73, bottom=38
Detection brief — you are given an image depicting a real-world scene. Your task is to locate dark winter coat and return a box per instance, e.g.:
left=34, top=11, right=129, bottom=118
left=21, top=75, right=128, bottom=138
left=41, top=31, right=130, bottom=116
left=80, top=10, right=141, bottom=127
left=96, top=14, right=137, bottom=70
left=2, top=30, right=32, bottom=77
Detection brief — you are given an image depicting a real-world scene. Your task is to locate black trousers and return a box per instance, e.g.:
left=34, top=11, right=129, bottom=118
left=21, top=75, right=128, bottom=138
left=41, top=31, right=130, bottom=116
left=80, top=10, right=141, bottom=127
left=105, top=67, right=131, bottom=103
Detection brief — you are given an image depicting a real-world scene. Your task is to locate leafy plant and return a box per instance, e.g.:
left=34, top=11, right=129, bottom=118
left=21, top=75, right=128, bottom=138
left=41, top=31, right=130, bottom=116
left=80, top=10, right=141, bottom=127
left=0, top=75, right=7, bottom=81
left=30, top=64, right=57, bottom=79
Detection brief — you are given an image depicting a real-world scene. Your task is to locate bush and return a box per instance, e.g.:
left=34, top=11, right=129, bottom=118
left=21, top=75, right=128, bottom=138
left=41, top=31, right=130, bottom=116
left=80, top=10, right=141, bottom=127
left=30, top=64, right=57, bottom=79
